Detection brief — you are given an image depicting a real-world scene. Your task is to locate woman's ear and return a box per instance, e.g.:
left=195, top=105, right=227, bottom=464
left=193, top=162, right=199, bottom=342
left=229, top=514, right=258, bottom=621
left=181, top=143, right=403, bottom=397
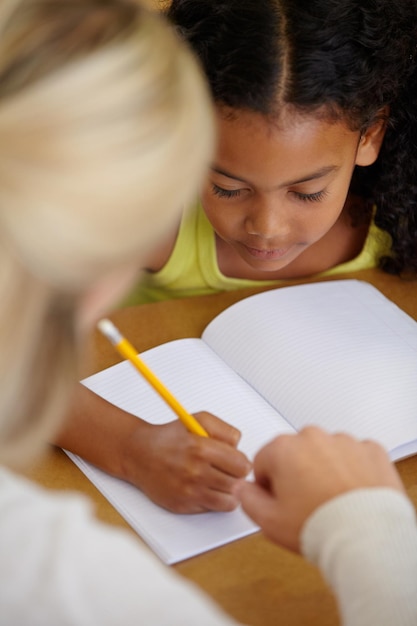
left=355, top=106, right=389, bottom=167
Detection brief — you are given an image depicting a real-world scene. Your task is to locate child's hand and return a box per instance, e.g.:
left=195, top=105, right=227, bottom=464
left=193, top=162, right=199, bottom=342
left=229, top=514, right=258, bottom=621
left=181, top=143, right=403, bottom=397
left=122, top=411, right=251, bottom=513
left=237, top=426, right=405, bottom=553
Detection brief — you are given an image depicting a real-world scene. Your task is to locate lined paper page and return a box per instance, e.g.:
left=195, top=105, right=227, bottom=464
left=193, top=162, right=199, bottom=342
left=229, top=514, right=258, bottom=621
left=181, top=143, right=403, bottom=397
left=203, top=280, right=417, bottom=457
left=69, top=339, right=294, bottom=564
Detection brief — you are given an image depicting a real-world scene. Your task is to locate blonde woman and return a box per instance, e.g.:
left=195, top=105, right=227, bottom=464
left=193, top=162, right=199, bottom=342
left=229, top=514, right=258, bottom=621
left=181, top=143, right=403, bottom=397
left=0, top=1, right=416, bottom=625
left=0, top=1, right=233, bottom=623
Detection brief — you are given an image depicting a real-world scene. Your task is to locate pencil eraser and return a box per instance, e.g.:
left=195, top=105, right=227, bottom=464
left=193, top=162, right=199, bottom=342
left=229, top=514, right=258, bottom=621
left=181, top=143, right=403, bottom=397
left=97, top=319, right=121, bottom=344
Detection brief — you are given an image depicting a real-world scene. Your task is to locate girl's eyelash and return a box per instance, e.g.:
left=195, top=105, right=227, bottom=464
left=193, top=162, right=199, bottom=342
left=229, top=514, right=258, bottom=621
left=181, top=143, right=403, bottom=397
left=212, top=184, right=242, bottom=199
left=294, top=189, right=328, bottom=203
left=212, top=184, right=328, bottom=203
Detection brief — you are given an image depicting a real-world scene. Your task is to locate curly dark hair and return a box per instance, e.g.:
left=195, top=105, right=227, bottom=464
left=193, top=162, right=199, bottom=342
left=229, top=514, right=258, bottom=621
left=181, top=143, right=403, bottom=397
left=166, top=0, right=417, bottom=276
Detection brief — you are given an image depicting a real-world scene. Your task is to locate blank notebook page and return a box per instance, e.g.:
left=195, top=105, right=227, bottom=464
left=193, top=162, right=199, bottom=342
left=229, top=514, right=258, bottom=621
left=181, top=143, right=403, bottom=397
left=203, top=280, right=417, bottom=456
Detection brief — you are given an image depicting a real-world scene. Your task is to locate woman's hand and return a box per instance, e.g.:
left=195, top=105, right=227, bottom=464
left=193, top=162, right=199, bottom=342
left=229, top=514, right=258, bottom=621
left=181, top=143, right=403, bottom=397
left=237, top=425, right=405, bottom=552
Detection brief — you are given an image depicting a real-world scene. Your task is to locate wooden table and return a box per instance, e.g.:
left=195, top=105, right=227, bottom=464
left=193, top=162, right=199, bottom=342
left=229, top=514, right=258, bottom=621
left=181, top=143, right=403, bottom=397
left=26, top=269, right=417, bottom=626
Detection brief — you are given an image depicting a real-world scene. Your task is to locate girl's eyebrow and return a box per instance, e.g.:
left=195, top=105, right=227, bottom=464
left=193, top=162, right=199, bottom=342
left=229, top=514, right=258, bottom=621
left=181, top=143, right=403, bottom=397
left=211, top=166, right=248, bottom=183
left=211, top=165, right=339, bottom=188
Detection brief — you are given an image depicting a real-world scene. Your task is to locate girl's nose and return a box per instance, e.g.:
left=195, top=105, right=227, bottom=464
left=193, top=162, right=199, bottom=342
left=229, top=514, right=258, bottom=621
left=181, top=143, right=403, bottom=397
left=245, top=195, right=290, bottom=239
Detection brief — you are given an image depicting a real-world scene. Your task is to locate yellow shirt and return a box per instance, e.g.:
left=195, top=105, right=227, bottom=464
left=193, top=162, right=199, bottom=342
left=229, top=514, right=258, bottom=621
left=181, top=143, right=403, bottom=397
left=128, top=203, right=391, bottom=305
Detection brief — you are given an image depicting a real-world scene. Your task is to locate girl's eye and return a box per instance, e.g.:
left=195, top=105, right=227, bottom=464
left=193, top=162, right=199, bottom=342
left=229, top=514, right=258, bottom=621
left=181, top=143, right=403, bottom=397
left=212, top=184, right=242, bottom=199
left=293, top=189, right=328, bottom=203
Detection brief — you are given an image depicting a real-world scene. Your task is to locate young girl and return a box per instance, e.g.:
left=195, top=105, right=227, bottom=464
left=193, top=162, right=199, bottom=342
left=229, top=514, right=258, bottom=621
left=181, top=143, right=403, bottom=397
left=56, top=0, right=417, bottom=514
left=129, top=0, right=417, bottom=304
left=2, top=2, right=416, bottom=623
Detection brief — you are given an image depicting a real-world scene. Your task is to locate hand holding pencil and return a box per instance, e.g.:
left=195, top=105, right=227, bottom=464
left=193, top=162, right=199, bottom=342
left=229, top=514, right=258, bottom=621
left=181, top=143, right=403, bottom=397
left=97, top=319, right=251, bottom=513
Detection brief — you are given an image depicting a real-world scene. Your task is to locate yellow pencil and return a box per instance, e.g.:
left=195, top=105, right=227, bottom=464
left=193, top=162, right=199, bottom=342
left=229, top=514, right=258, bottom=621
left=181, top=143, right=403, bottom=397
left=97, top=319, right=209, bottom=438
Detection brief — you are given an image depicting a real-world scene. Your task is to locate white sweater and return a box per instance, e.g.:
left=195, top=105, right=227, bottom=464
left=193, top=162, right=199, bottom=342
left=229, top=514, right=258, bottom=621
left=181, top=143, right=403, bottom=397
left=1, top=467, right=416, bottom=626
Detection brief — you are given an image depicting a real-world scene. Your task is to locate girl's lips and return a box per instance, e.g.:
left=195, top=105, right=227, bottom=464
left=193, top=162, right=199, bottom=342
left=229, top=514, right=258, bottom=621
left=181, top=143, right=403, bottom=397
left=243, top=244, right=291, bottom=260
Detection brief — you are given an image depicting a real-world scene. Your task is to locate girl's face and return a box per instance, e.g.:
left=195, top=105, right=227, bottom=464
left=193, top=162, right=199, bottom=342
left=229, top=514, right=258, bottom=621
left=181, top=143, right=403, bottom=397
left=201, top=107, right=381, bottom=274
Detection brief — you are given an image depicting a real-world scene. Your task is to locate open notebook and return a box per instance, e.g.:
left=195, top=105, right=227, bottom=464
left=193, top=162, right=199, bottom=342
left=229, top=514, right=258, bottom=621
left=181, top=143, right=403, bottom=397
left=65, top=279, right=417, bottom=564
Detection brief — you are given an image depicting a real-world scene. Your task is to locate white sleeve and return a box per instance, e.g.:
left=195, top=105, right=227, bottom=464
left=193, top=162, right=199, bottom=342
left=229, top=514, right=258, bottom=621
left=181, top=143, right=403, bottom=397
left=1, top=469, right=241, bottom=626
left=301, top=488, right=417, bottom=626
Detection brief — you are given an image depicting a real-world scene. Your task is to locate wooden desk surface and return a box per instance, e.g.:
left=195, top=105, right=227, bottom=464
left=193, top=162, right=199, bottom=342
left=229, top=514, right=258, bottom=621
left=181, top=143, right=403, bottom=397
left=26, top=269, right=417, bottom=626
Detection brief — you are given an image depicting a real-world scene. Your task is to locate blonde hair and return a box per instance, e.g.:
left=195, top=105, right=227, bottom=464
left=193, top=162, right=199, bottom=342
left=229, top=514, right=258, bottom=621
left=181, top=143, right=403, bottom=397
left=0, top=0, right=214, bottom=466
